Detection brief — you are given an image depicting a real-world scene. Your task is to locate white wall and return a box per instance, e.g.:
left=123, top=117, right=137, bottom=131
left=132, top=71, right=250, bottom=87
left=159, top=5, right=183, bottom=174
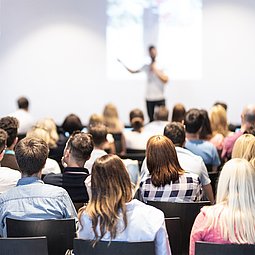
left=0, top=0, right=254, bottom=125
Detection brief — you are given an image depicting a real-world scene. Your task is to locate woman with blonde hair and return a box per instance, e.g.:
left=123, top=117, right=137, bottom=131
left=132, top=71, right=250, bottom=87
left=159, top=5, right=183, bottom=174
left=140, top=135, right=202, bottom=202
left=189, top=158, right=255, bottom=255
left=243, top=138, right=255, bottom=168
left=78, top=154, right=171, bottom=255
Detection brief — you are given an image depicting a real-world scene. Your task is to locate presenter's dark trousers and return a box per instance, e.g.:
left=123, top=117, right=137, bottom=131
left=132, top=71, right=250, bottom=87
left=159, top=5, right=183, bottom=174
left=146, top=99, right=166, bottom=122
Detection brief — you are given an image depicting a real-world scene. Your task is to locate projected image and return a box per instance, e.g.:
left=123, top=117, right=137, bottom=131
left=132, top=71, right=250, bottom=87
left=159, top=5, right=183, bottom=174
left=107, top=0, right=202, bottom=80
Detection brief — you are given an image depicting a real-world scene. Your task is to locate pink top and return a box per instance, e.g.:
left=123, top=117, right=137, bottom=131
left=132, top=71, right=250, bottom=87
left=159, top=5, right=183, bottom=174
left=189, top=206, right=231, bottom=255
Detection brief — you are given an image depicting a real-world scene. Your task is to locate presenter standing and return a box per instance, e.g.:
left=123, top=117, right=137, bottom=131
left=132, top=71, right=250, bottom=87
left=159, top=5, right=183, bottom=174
left=119, top=45, right=169, bottom=122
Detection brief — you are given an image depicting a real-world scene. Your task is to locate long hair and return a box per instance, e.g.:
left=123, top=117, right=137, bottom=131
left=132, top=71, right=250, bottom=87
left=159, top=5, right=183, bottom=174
left=243, top=138, right=255, bottom=168
left=78, top=155, right=132, bottom=242
left=146, top=135, right=184, bottom=186
left=231, top=134, right=254, bottom=158
left=203, top=158, right=255, bottom=243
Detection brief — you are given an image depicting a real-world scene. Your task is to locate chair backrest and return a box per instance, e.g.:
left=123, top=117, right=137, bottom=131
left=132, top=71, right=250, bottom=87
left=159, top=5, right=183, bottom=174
left=165, top=217, right=182, bottom=255
left=6, top=218, right=76, bottom=255
left=0, top=237, right=48, bottom=255
left=147, top=201, right=211, bottom=255
left=208, top=171, right=219, bottom=196
left=73, top=239, right=155, bottom=255
left=195, top=241, right=255, bottom=255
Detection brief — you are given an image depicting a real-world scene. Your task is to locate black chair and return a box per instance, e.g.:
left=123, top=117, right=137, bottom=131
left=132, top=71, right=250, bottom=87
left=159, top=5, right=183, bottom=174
left=165, top=217, right=182, bottom=255
left=195, top=241, right=255, bottom=255
left=0, top=237, right=48, bottom=255
left=208, top=171, right=219, bottom=197
left=73, top=238, right=155, bottom=255
left=147, top=201, right=211, bottom=255
left=6, top=218, right=76, bottom=255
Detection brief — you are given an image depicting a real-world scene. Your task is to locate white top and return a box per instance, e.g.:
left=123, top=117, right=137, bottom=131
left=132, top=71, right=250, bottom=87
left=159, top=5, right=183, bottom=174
left=9, top=109, right=34, bottom=134
left=144, top=121, right=170, bottom=136
left=141, top=64, right=167, bottom=101
left=0, top=167, right=21, bottom=193
left=78, top=199, right=171, bottom=255
left=42, top=158, right=61, bottom=175
left=123, top=130, right=151, bottom=150
left=84, top=149, right=107, bottom=173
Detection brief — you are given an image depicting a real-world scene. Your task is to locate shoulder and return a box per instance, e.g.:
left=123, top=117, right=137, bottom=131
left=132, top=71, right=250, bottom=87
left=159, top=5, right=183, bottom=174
left=43, top=173, right=63, bottom=184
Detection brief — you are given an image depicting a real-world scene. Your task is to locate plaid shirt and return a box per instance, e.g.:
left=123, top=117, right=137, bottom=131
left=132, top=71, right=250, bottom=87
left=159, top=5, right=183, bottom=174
left=140, top=172, right=203, bottom=203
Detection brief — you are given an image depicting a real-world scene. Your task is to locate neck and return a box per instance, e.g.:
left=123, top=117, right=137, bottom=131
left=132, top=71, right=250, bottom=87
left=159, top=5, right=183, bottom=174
left=186, top=132, right=200, bottom=140
left=66, top=160, right=85, bottom=168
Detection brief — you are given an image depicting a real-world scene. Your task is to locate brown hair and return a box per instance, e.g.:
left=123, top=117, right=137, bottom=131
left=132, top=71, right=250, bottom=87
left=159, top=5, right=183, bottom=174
left=78, top=155, right=132, bottom=242
left=146, top=135, right=184, bottom=186
left=0, top=117, right=18, bottom=147
left=0, top=128, right=7, bottom=151
left=88, top=124, right=107, bottom=147
left=171, top=103, right=186, bottom=123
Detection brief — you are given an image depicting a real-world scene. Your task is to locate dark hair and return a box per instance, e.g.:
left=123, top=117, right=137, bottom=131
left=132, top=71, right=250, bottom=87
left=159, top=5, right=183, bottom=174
left=129, top=108, right=144, bottom=132
left=184, top=108, right=204, bottom=134
left=15, top=137, right=48, bottom=175
left=0, top=128, right=7, bottom=151
left=88, top=124, right=107, bottom=147
left=154, top=106, right=169, bottom=121
left=148, top=45, right=156, bottom=52
left=0, top=117, right=19, bottom=147
left=171, top=103, right=186, bottom=123
left=62, top=114, right=83, bottom=135
left=199, top=109, right=212, bottom=140
left=17, top=97, right=29, bottom=109
left=214, top=101, right=228, bottom=111
left=66, top=131, right=94, bottom=163
left=243, top=125, right=255, bottom=136
left=164, top=122, right=185, bottom=147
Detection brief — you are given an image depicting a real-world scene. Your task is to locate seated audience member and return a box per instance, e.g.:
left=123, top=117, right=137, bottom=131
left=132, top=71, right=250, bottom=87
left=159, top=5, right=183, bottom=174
left=221, top=104, right=255, bottom=160
left=9, top=96, right=34, bottom=135
left=189, top=158, right=255, bottom=255
left=78, top=154, right=171, bottom=255
left=243, top=138, right=255, bottom=168
left=199, top=109, right=213, bottom=141
left=44, top=131, right=93, bottom=203
left=124, top=108, right=151, bottom=151
left=144, top=106, right=170, bottom=135
left=0, top=129, right=21, bottom=193
left=231, top=134, right=255, bottom=159
left=171, top=103, right=186, bottom=123
left=26, top=127, right=61, bottom=175
left=0, top=137, right=77, bottom=237
left=85, top=124, right=107, bottom=173
left=184, top=109, right=221, bottom=172
left=140, top=135, right=202, bottom=203
left=103, top=103, right=126, bottom=155
left=0, top=116, right=20, bottom=170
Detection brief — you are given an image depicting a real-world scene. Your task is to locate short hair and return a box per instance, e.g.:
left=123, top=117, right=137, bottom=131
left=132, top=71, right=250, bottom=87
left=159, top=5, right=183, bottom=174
left=88, top=114, right=104, bottom=126
left=171, top=103, right=186, bottom=123
left=17, top=97, right=29, bottom=109
left=0, top=128, right=7, bottom=150
left=184, top=108, right=204, bottom=134
left=154, top=106, right=169, bottom=121
left=129, top=108, right=144, bottom=131
left=148, top=45, right=156, bottom=52
left=164, top=122, right=185, bottom=147
left=88, top=124, right=107, bottom=147
left=0, top=116, right=19, bottom=147
left=66, top=131, right=94, bottom=162
left=62, top=114, right=83, bottom=135
left=243, top=125, right=255, bottom=136
left=242, top=104, right=255, bottom=126
left=15, top=137, right=48, bottom=175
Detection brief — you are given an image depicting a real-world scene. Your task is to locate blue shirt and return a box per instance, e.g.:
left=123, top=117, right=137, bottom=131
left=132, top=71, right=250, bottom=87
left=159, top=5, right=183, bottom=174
left=0, top=177, right=77, bottom=237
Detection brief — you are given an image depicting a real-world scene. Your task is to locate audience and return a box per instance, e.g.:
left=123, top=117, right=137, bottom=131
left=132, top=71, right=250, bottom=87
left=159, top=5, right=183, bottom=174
left=189, top=158, right=255, bottom=255
left=243, top=138, right=255, bottom=168
left=140, top=135, right=202, bottom=203
left=0, top=116, right=20, bottom=170
left=199, top=109, right=213, bottom=141
left=0, top=137, right=77, bottom=237
left=44, top=131, right=93, bottom=203
left=78, top=154, right=171, bottom=255
left=171, top=103, right=186, bottom=123
left=0, top=128, right=21, bottom=193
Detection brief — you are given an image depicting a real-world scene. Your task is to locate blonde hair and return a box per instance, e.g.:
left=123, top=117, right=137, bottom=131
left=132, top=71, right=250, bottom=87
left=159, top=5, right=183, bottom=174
left=243, top=138, right=255, bottom=168
left=103, top=103, right=122, bottom=132
left=209, top=105, right=229, bottom=137
left=26, top=126, right=50, bottom=145
left=204, top=158, right=255, bottom=243
left=232, top=134, right=254, bottom=158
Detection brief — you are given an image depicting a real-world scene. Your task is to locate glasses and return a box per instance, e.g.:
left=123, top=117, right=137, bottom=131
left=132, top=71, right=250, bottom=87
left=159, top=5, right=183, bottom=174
left=0, top=146, right=7, bottom=154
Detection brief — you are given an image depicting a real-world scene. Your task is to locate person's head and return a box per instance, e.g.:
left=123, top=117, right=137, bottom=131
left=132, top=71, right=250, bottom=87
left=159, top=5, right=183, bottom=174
left=243, top=125, right=255, bottom=136
left=146, top=135, right=184, bottom=187
left=26, top=126, right=51, bottom=145
left=62, top=114, right=83, bottom=136
left=243, top=139, right=255, bottom=168
left=17, top=96, right=29, bottom=110
left=213, top=101, right=228, bottom=111
left=232, top=134, right=255, bottom=159
left=0, top=116, right=19, bottom=148
left=148, top=45, right=157, bottom=62
left=88, top=114, right=104, bottom=126
left=171, top=103, right=186, bottom=123
left=209, top=105, right=229, bottom=137
left=164, top=122, right=185, bottom=147
left=241, top=104, right=255, bottom=130
left=154, top=106, right=169, bottom=121
left=79, top=154, right=132, bottom=242
left=103, top=103, right=121, bottom=131
left=63, top=131, right=94, bottom=166
left=0, top=129, right=7, bottom=161
left=15, top=137, right=48, bottom=176
left=184, top=108, right=204, bottom=134
left=199, top=109, right=212, bottom=140
left=88, top=124, right=107, bottom=147
left=129, top=108, right=144, bottom=132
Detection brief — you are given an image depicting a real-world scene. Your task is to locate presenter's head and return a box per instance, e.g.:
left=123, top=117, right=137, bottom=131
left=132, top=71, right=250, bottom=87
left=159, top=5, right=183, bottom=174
left=148, top=45, right=157, bottom=62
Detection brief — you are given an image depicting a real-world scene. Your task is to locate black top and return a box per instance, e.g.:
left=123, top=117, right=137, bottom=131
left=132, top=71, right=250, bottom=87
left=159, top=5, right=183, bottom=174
left=43, top=167, right=89, bottom=203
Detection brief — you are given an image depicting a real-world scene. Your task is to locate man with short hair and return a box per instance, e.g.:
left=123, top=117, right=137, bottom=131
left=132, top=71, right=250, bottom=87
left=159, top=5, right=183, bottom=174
left=44, top=131, right=94, bottom=203
left=0, top=116, right=20, bottom=170
left=0, top=137, right=77, bottom=237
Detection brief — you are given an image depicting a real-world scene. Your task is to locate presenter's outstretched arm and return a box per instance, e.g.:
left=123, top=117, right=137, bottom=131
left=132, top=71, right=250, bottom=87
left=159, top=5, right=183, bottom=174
left=117, top=59, right=140, bottom=74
